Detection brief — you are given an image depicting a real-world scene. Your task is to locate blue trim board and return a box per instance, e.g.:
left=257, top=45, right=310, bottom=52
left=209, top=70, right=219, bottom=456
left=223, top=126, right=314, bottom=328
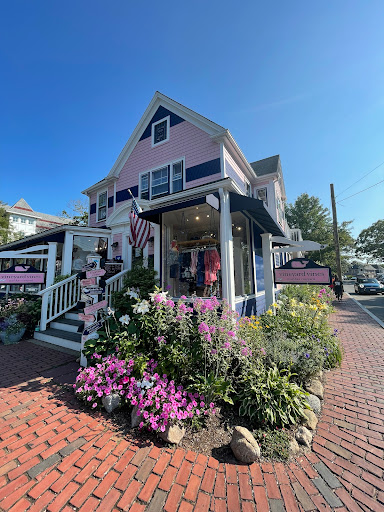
left=90, top=203, right=96, bottom=214
left=140, top=106, right=184, bottom=141
left=116, top=185, right=138, bottom=204
left=108, top=196, right=114, bottom=208
left=185, top=158, right=221, bottom=182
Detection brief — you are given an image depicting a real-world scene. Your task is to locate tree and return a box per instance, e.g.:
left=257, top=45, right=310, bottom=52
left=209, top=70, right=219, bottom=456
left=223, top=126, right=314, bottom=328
left=285, top=193, right=355, bottom=274
left=355, top=220, right=384, bottom=262
left=60, top=199, right=88, bottom=226
left=0, top=201, right=24, bottom=245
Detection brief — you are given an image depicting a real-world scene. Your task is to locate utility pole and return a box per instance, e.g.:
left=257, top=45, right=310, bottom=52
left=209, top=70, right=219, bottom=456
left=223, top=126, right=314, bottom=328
left=330, top=184, right=342, bottom=280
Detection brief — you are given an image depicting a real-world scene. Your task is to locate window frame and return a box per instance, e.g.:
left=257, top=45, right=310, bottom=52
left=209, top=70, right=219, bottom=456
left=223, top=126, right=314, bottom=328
left=97, top=190, right=108, bottom=222
left=151, top=115, right=170, bottom=148
left=256, top=187, right=268, bottom=205
left=139, top=158, right=185, bottom=200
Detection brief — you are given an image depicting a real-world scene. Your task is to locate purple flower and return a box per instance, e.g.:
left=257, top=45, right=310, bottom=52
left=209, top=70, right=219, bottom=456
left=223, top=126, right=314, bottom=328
left=304, top=353, right=310, bottom=359
left=211, top=349, right=217, bottom=355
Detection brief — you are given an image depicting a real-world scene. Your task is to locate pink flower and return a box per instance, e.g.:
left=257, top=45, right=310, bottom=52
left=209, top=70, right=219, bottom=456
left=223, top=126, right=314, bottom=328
left=166, top=300, right=175, bottom=308
left=198, top=322, right=209, bottom=333
left=180, top=295, right=187, bottom=299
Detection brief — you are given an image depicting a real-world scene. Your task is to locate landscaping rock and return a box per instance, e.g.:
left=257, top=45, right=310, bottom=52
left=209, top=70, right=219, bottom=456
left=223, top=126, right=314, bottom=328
left=230, top=426, right=261, bottom=463
left=296, top=426, right=312, bottom=447
left=313, top=369, right=323, bottom=381
left=158, top=424, right=186, bottom=445
left=102, top=393, right=121, bottom=413
left=131, top=405, right=141, bottom=428
left=290, top=438, right=300, bottom=455
left=305, top=380, right=324, bottom=400
left=306, top=393, right=321, bottom=414
left=302, top=409, right=318, bottom=430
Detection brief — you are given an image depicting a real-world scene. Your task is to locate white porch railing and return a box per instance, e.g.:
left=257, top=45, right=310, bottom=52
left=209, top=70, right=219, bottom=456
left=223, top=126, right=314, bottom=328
left=105, top=269, right=129, bottom=306
left=38, top=274, right=81, bottom=331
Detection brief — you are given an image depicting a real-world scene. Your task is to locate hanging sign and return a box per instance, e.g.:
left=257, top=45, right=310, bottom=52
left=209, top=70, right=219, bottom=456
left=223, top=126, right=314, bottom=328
left=84, top=299, right=108, bottom=315
left=81, top=278, right=96, bottom=287
left=104, top=262, right=124, bottom=280
left=78, top=313, right=95, bottom=322
left=86, top=269, right=106, bottom=278
left=83, top=319, right=105, bottom=336
left=82, top=286, right=104, bottom=295
left=82, top=261, right=97, bottom=271
left=274, top=258, right=332, bottom=285
left=0, top=265, right=45, bottom=284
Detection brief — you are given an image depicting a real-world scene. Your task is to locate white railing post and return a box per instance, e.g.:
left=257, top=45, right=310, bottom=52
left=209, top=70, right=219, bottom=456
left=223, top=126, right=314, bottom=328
left=46, top=242, right=57, bottom=288
left=40, top=291, right=50, bottom=331
left=261, top=233, right=274, bottom=310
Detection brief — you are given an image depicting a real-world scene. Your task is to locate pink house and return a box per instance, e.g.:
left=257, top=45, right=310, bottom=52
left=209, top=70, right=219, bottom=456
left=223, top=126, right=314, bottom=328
left=82, top=92, right=291, bottom=316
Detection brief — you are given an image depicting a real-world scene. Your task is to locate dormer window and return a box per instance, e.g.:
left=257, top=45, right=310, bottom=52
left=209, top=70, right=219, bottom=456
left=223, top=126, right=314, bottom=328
left=97, top=191, right=107, bottom=221
left=152, top=116, right=170, bottom=147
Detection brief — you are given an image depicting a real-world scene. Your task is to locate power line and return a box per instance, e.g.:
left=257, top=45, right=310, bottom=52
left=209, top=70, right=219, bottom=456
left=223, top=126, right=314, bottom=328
left=337, top=178, right=384, bottom=203
left=336, top=160, right=384, bottom=198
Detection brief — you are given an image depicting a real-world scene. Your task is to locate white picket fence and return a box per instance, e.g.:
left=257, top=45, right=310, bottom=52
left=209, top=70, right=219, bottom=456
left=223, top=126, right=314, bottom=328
left=38, top=269, right=129, bottom=331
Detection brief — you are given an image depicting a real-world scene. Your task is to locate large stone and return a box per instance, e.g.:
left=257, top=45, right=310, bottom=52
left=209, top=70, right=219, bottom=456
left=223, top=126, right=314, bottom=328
left=131, top=405, right=141, bottom=428
left=305, top=380, right=324, bottom=400
left=158, top=424, right=186, bottom=445
left=230, top=426, right=261, bottom=463
left=296, top=426, right=312, bottom=447
left=290, top=438, right=300, bottom=456
left=306, top=393, right=321, bottom=415
left=102, top=393, right=121, bottom=414
left=302, top=409, right=318, bottom=431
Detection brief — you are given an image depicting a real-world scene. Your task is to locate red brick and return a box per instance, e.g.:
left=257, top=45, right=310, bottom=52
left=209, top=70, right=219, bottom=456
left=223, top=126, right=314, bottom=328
left=178, top=501, right=193, bottom=512
left=0, top=478, right=34, bottom=510
left=211, top=498, right=227, bottom=512
left=194, top=492, right=210, bottom=512
left=117, top=479, right=142, bottom=511
left=280, top=483, right=300, bottom=512
left=175, top=460, right=192, bottom=486
left=264, top=472, right=281, bottom=499
left=0, top=475, right=29, bottom=501
left=214, top=472, right=226, bottom=498
left=253, top=485, right=269, bottom=511
left=28, top=469, right=61, bottom=499
left=0, top=460, right=17, bottom=477
left=148, top=444, right=162, bottom=459
left=242, top=502, right=256, bottom=512
left=238, top=473, right=252, bottom=500
left=335, top=487, right=365, bottom=512
left=164, top=482, right=184, bottom=512
left=112, top=439, right=131, bottom=457
left=8, top=497, right=31, bottom=512
left=138, top=473, right=160, bottom=502
left=75, top=447, right=99, bottom=468
left=207, top=456, right=219, bottom=469
left=130, top=446, right=150, bottom=466
left=201, top=466, right=216, bottom=493
left=290, top=467, right=318, bottom=495
left=159, top=465, right=178, bottom=491
left=185, top=450, right=197, bottom=462
left=57, top=448, right=83, bottom=473
left=93, top=469, right=119, bottom=498
left=70, top=477, right=98, bottom=508
left=115, top=463, right=137, bottom=491
left=95, top=488, right=120, bottom=511
left=225, top=464, right=237, bottom=484
left=78, top=496, right=100, bottom=512
left=95, top=439, right=117, bottom=460
left=51, top=466, right=80, bottom=493
left=261, top=462, right=274, bottom=473
left=40, top=439, right=67, bottom=460
left=227, top=483, right=241, bottom=512
left=8, top=456, right=40, bottom=481
left=250, top=463, right=263, bottom=485
left=28, top=490, right=55, bottom=512
left=114, top=449, right=135, bottom=472
left=47, top=481, right=79, bottom=512
left=170, top=448, right=185, bottom=468
left=184, top=473, right=201, bottom=502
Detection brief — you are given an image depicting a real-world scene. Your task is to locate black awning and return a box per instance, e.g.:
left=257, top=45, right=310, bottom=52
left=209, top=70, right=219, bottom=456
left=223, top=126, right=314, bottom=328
left=138, top=195, right=218, bottom=224
left=229, top=192, right=285, bottom=237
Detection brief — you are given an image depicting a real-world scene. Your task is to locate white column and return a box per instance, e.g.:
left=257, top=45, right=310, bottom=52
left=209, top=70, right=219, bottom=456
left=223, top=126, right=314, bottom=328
left=153, top=223, right=161, bottom=279
left=46, top=242, right=57, bottom=288
left=62, top=231, right=74, bottom=275
left=143, top=243, right=149, bottom=268
left=261, top=233, right=274, bottom=310
left=219, top=188, right=235, bottom=309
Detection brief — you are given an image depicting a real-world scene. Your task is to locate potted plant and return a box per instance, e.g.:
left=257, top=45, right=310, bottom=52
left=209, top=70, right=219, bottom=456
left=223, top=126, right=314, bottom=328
left=0, top=297, right=27, bottom=345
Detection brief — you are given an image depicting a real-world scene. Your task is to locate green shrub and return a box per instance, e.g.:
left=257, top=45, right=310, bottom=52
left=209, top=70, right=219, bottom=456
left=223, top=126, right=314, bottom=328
left=112, top=265, right=158, bottom=312
left=253, top=428, right=290, bottom=461
left=238, top=364, right=310, bottom=427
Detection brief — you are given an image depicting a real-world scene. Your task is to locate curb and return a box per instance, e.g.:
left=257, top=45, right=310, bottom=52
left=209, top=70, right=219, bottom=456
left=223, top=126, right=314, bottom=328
left=348, top=294, right=384, bottom=329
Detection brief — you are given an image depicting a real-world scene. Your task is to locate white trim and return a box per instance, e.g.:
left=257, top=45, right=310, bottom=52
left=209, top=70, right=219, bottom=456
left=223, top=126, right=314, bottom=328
left=213, top=131, right=257, bottom=182
left=113, top=182, right=116, bottom=211
left=151, top=115, right=170, bottom=148
left=97, top=189, right=108, bottom=222
left=220, top=142, right=225, bottom=178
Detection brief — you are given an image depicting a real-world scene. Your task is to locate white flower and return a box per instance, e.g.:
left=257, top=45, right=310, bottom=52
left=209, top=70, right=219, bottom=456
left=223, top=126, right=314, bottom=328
left=119, top=314, right=131, bottom=325
left=107, top=307, right=115, bottom=316
left=124, top=288, right=139, bottom=299
left=133, top=300, right=150, bottom=315
left=148, top=290, right=168, bottom=303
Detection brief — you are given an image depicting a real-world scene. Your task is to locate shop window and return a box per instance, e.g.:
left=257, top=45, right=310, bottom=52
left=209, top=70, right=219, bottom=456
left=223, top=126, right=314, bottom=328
left=231, top=212, right=253, bottom=296
left=152, top=116, right=170, bottom=147
left=72, top=236, right=108, bottom=272
left=163, top=204, right=221, bottom=298
left=97, top=191, right=107, bottom=221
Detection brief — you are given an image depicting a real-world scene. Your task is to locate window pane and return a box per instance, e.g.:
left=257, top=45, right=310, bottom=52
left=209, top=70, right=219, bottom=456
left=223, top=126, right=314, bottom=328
left=98, top=206, right=106, bottom=220
left=154, top=120, right=167, bottom=144
left=99, top=192, right=107, bottom=207
left=152, top=167, right=168, bottom=196
left=232, top=212, right=253, bottom=296
left=141, top=173, right=149, bottom=200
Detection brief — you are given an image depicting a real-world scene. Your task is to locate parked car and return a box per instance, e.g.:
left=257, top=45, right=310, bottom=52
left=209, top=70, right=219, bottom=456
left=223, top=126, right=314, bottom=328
left=354, top=278, right=384, bottom=294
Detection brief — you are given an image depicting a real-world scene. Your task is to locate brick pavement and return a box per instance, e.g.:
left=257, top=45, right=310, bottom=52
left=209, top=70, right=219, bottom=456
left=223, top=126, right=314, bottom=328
left=0, top=295, right=383, bottom=511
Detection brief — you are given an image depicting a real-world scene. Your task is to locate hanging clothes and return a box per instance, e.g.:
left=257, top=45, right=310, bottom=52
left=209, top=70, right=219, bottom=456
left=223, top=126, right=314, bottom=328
left=196, top=251, right=205, bottom=286
left=204, top=249, right=221, bottom=285
left=190, top=250, right=198, bottom=275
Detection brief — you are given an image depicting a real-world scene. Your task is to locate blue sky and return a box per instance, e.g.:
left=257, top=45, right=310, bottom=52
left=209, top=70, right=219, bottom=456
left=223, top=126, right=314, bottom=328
left=1, top=1, right=383, bottom=236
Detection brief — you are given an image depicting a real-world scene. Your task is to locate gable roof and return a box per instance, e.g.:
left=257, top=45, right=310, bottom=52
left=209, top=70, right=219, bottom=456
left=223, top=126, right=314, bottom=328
left=5, top=199, right=67, bottom=224
left=250, top=155, right=280, bottom=177
left=12, top=198, right=34, bottom=212
left=82, top=92, right=226, bottom=195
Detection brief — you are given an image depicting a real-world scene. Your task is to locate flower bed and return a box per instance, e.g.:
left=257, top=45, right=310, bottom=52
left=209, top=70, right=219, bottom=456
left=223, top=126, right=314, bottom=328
left=75, top=270, right=341, bottom=461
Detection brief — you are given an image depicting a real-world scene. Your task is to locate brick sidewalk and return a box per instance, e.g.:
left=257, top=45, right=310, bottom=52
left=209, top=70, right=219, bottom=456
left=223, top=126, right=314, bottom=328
left=0, top=295, right=383, bottom=511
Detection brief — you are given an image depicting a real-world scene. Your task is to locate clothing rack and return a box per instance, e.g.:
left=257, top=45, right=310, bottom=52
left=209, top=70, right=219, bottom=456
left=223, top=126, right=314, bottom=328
left=180, top=245, right=220, bottom=253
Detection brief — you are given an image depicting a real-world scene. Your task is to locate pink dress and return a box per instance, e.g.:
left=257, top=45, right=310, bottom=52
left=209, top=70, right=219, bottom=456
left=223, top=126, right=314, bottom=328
left=204, top=249, right=221, bottom=285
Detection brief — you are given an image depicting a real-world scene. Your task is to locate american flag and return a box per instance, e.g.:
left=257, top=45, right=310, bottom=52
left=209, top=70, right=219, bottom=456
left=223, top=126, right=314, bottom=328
left=128, top=193, right=151, bottom=249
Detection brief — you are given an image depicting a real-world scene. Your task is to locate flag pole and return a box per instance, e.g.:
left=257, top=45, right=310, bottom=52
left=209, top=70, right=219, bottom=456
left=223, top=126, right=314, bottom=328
left=127, top=189, right=135, bottom=200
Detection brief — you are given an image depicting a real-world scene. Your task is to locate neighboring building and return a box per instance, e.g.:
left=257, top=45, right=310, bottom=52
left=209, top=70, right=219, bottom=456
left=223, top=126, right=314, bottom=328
left=348, top=263, right=376, bottom=278
left=4, top=199, right=67, bottom=239
left=81, top=92, right=295, bottom=315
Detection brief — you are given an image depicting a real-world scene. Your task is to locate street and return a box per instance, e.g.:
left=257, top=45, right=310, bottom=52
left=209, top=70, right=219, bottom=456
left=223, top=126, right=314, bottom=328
left=344, top=281, right=384, bottom=323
